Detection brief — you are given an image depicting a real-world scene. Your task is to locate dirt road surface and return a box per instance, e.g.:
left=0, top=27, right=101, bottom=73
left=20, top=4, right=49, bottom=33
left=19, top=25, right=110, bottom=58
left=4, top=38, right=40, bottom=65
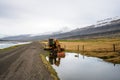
left=0, top=42, right=53, bottom=80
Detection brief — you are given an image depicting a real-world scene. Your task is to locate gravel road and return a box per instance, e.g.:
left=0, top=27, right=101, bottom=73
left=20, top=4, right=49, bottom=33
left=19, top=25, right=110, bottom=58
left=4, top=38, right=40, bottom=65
left=0, top=42, right=53, bottom=80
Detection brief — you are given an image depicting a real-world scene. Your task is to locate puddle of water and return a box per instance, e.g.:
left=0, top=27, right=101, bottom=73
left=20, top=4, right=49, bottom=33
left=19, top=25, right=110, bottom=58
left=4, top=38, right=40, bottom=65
left=47, top=52, right=120, bottom=80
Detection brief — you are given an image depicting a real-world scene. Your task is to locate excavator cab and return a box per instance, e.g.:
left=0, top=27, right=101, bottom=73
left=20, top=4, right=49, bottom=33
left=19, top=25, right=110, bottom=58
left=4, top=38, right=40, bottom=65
left=44, top=38, right=65, bottom=55
left=48, top=38, right=54, bottom=47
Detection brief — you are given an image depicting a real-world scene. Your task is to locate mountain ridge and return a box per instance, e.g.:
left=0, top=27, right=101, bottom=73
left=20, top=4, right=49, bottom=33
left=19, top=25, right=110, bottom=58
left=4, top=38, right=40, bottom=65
left=1, top=18, right=120, bottom=41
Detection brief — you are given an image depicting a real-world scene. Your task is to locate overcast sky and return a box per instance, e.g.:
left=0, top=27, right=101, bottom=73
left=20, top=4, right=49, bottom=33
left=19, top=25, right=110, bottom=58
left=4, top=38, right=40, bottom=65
left=0, top=0, right=120, bottom=36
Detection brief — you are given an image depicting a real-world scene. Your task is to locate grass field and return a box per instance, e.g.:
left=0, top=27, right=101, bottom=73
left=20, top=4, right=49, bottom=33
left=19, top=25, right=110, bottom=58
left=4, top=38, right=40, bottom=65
left=59, top=38, right=120, bottom=52
left=42, top=38, right=120, bottom=64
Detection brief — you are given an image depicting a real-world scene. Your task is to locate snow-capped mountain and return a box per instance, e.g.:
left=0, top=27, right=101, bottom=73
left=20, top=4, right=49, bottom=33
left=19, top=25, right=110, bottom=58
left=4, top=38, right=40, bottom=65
left=95, top=16, right=120, bottom=27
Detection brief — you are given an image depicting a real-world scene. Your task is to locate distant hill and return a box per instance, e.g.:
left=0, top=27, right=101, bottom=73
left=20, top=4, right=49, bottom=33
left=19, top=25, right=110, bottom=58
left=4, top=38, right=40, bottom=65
left=1, top=18, right=120, bottom=41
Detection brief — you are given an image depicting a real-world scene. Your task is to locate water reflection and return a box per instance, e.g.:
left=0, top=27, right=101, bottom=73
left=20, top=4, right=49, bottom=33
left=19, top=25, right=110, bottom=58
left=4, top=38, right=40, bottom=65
left=48, top=52, right=120, bottom=80
left=49, top=55, right=61, bottom=66
left=48, top=49, right=65, bottom=66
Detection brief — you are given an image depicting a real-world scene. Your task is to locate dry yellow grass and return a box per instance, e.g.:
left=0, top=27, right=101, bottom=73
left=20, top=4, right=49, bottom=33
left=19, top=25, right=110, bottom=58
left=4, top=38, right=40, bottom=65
left=59, top=38, right=120, bottom=52
left=41, top=38, right=120, bottom=52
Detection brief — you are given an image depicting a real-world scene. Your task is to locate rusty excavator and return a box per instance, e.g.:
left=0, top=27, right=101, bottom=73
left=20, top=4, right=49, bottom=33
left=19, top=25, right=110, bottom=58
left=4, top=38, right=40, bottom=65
left=44, top=38, right=65, bottom=55
left=44, top=38, right=65, bottom=66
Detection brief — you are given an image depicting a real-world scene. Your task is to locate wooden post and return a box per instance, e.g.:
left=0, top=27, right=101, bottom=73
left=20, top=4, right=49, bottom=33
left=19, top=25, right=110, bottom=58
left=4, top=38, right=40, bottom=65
left=77, top=45, right=79, bottom=51
left=82, top=45, right=84, bottom=52
left=113, top=44, right=116, bottom=52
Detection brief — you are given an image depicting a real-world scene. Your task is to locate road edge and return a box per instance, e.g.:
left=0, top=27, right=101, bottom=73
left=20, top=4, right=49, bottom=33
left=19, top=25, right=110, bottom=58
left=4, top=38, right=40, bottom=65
left=40, top=54, right=60, bottom=80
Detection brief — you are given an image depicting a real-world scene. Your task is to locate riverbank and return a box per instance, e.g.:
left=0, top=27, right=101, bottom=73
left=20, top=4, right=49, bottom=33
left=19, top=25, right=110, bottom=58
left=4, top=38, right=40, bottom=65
left=0, top=42, right=58, bottom=80
left=40, top=54, right=60, bottom=80
left=60, top=38, right=120, bottom=64
left=67, top=50, right=120, bottom=64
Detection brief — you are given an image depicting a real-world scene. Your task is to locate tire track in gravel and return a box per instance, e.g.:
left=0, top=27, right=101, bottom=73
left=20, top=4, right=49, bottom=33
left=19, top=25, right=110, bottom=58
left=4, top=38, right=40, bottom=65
left=0, top=45, right=28, bottom=75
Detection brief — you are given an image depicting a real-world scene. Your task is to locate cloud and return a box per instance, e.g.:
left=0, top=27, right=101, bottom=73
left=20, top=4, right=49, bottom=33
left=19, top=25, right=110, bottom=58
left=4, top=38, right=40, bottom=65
left=0, top=0, right=120, bottom=35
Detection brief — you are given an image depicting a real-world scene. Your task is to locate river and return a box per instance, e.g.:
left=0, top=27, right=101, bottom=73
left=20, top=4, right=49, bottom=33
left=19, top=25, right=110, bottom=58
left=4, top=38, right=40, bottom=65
left=47, top=52, right=120, bottom=80
left=0, top=41, right=31, bottom=49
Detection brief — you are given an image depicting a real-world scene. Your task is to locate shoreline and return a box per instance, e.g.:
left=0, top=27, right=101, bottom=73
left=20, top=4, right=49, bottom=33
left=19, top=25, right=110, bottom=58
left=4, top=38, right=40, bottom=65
left=66, top=50, right=120, bottom=64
